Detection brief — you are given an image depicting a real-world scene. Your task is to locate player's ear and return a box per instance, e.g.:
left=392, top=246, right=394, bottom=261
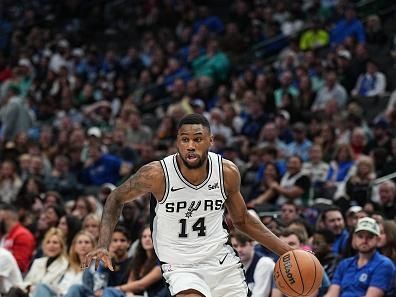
left=209, top=134, right=214, bottom=146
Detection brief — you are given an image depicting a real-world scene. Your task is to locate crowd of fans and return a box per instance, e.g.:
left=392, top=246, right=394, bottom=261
left=0, top=0, right=396, bottom=296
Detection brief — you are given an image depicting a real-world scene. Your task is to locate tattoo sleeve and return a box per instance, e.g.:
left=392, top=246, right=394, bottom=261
left=96, top=162, right=160, bottom=249
left=97, top=194, right=124, bottom=249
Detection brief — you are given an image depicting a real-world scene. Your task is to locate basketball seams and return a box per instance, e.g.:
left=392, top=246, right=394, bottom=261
left=291, top=250, right=305, bottom=295
left=304, top=253, right=317, bottom=296
left=277, top=253, right=301, bottom=297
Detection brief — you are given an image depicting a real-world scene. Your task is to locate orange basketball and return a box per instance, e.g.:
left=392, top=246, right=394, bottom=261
left=273, top=250, right=323, bottom=297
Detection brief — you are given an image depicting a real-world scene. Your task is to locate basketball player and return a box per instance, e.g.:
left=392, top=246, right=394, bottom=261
left=82, top=114, right=292, bottom=297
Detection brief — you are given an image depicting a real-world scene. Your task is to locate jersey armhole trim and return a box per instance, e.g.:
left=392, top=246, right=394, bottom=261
left=158, top=160, right=170, bottom=204
left=218, top=155, right=228, bottom=201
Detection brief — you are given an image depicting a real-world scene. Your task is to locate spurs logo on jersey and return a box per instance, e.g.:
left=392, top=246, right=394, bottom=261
left=151, top=152, right=229, bottom=265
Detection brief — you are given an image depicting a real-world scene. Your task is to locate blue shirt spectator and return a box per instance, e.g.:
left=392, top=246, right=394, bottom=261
left=332, top=252, right=394, bottom=296
left=330, top=6, right=365, bottom=46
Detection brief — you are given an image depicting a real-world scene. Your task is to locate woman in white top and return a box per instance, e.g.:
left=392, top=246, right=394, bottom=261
left=22, top=228, right=69, bottom=296
left=33, top=230, right=96, bottom=297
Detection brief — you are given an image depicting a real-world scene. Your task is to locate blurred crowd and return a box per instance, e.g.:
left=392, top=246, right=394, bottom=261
left=0, top=0, right=396, bottom=296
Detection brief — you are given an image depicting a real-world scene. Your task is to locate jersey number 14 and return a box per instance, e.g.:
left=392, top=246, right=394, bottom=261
left=179, top=217, right=206, bottom=237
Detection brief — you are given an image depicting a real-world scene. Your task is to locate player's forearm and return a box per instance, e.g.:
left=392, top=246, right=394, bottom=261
left=234, top=212, right=292, bottom=256
left=97, top=193, right=123, bottom=248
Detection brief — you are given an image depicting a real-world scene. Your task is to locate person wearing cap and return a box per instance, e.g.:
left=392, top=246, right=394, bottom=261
left=336, top=49, right=356, bottom=93
left=324, top=217, right=395, bottom=297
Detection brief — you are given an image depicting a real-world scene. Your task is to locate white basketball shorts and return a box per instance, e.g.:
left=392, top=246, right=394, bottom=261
left=161, top=244, right=249, bottom=297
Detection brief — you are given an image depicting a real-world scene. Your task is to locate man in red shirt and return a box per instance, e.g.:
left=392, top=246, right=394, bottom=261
left=0, top=203, right=36, bottom=273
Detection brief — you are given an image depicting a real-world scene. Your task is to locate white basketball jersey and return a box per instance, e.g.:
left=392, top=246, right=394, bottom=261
left=151, top=152, right=229, bottom=264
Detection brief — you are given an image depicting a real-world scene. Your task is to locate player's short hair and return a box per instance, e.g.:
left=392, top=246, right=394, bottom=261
left=177, top=113, right=211, bottom=133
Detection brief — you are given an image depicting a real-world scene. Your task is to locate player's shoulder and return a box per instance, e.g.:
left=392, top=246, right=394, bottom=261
left=221, top=158, right=240, bottom=177
left=138, top=161, right=164, bottom=178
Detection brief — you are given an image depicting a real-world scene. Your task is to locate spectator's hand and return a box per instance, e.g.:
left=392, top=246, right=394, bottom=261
left=94, top=289, right=103, bottom=297
left=269, top=181, right=280, bottom=190
left=82, top=247, right=114, bottom=271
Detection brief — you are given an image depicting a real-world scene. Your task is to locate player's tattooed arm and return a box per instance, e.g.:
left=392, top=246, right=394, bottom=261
left=97, top=161, right=164, bottom=249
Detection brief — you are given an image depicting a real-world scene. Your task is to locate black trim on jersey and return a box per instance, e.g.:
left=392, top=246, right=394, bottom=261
left=149, top=194, right=157, bottom=235
left=159, top=159, right=170, bottom=204
left=218, top=155, right=227, bottom=200
left=172, top=154, right=213, bottom=190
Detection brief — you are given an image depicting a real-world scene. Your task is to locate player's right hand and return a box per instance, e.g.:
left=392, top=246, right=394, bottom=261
left=81, top=247, right=114, bottom=271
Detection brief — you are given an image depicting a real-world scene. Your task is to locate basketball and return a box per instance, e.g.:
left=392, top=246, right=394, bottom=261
left=273, top=250, right=323, bottom=297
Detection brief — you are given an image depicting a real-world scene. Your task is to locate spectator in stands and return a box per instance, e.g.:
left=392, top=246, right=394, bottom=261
left=231, top=230, right=275, bottom=297
left=191, top=39, right=230, bottom=84
left=377, top=181, right=396, bottom=220
left=320, top=206, right=349, bottom=255
left=365, top=15, right=388, bottom=46
left=82, top=214, right=101, bottom=242
left=364, top=118, right=392, bottom=156
left=325, top=218, right=395, bottom=297
left=241, top=98, right=270, bottom=140
left=336, top=49, right=356, bottom=93
left=303, top=144, right=330, bottom=198
left=299, top=18, right=329, bottom=51
left=349, top=127, right=367, bottom=159
left=258, top=122, right=288, bottom=158
left=44, top=155, right=81, bottom=201
left=104, top=226, right=166, bottom=297
left=274, top=71, right=299, bottom=109
left=345, top=156, right=375, bottom=206
left=71, top=196, right=95, bottom=221
left=275, top=110, right=293, bottom=144
left=269, top=155, right=311, bottom=206
left=0, top=247, right=23, bottom=296
left=126, top=111, right=153, bottom=150
left=312, top=70, right=347, bottom=111
left=0, top=160, right=22, bottom=203
left=21, top=228, right=69, bottom=296
left=33, top=231, right=96, bottom=297
left=312, top=229, right=341, bottom=279
left=324, top=144, right=355, bottom=200
left=330, top=5, right=365, bottom=46
left=57, top=214, right=82, bottom=251
left=248, top=161, right=281, bottom=207
left=0, top=203, right=36, bottom=273
left=352, top=60, right=386, bottom=97
left=0, top=85, right=32, bottom=141
left=65, top=226, right=132, bottom=297
left=344, top=206, right=366, bottom=232
left=80, top=141, right=131, bottom=187
left=287, top=122, right=312, bottom=162
left=378, top=220, right=396, bottom=264
left=279, top=201, right=299, bottom=227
